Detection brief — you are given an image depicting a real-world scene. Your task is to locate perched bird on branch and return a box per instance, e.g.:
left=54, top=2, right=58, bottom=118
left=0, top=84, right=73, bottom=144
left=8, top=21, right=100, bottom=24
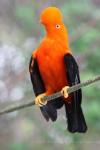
left=29, top=7, right=87, bottom=133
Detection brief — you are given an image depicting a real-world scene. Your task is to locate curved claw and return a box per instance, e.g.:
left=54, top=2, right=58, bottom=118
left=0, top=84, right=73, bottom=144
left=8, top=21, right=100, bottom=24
left=61, top=86, right=69, bottom=98
left=35, top=93, right=47, bottom=107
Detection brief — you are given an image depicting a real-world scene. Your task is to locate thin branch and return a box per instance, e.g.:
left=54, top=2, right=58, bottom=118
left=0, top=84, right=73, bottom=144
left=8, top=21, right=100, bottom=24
left=0, top=75, right=100, bottom=116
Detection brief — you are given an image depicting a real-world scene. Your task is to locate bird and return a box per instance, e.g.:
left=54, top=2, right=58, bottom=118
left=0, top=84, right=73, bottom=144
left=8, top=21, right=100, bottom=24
left=29, top=7, right=87, bottom=133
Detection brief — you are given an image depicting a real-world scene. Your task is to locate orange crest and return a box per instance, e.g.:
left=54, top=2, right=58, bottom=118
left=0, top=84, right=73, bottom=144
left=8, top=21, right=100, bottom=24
left=40, top=7, right=63, bottom=25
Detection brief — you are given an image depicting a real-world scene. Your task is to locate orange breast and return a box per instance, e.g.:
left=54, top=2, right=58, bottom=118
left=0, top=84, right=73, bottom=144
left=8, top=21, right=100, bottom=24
left=36, top=39, right=70, bottom=95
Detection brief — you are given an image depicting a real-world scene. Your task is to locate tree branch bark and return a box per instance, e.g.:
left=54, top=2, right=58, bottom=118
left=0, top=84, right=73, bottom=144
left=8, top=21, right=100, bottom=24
left=0, top=75, right=100, bottom=116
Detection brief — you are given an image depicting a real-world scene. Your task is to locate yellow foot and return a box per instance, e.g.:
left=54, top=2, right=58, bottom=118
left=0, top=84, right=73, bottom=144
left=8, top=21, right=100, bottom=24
left=61, top=86, right=69, bottom=98
left=35, top=93, right=47, bottom=107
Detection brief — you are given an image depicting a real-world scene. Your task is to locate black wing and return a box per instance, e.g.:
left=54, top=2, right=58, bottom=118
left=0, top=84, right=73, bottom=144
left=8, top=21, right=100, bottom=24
left=64, top=54, right=87, bottom=133
left=29, top=56, right=45, bottom=96
left=29, top=56, right=58, bottom=121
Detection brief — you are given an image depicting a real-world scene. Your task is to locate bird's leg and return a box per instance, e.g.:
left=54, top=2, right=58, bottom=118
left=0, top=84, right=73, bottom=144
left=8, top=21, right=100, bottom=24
left=61, top=86, right=69, bottom=98
left=35, top=93, right=47, bottom=107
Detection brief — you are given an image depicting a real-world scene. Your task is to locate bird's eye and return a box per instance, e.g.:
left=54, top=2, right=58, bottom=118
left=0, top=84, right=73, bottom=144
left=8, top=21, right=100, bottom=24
left=56, top=24, right=61, bottom=29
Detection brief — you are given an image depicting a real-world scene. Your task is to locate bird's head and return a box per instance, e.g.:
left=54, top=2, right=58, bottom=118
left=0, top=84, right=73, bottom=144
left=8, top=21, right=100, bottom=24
left=40, top=7, right=62, bottom=26
left=40, top=7, right=68, bottom=37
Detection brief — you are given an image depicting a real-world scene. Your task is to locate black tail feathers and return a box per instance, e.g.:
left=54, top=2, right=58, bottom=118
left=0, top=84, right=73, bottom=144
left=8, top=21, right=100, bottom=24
left=40, top=102, right=57, bottom=122
left=40, top=98, right=64, bottom=122
left=65, top=103, right=87, bottom=133
left=40, top=97, right=87, bottom=133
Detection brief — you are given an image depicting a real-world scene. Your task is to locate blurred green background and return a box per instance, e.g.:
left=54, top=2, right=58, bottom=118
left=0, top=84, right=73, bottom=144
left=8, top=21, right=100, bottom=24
left=0, top=0, right=100, bottom=150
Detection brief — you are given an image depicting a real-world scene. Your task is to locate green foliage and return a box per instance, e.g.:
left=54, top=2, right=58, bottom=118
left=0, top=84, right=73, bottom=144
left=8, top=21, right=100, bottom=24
left=10, top=143, right=28, bottom=150
left=15, top=5, right=38, bottom=35
left=61, top=1, right=93, bottom=28
left=72, top=28, right=99, bottom=53
left=87, top=49, right=100, bottom=74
